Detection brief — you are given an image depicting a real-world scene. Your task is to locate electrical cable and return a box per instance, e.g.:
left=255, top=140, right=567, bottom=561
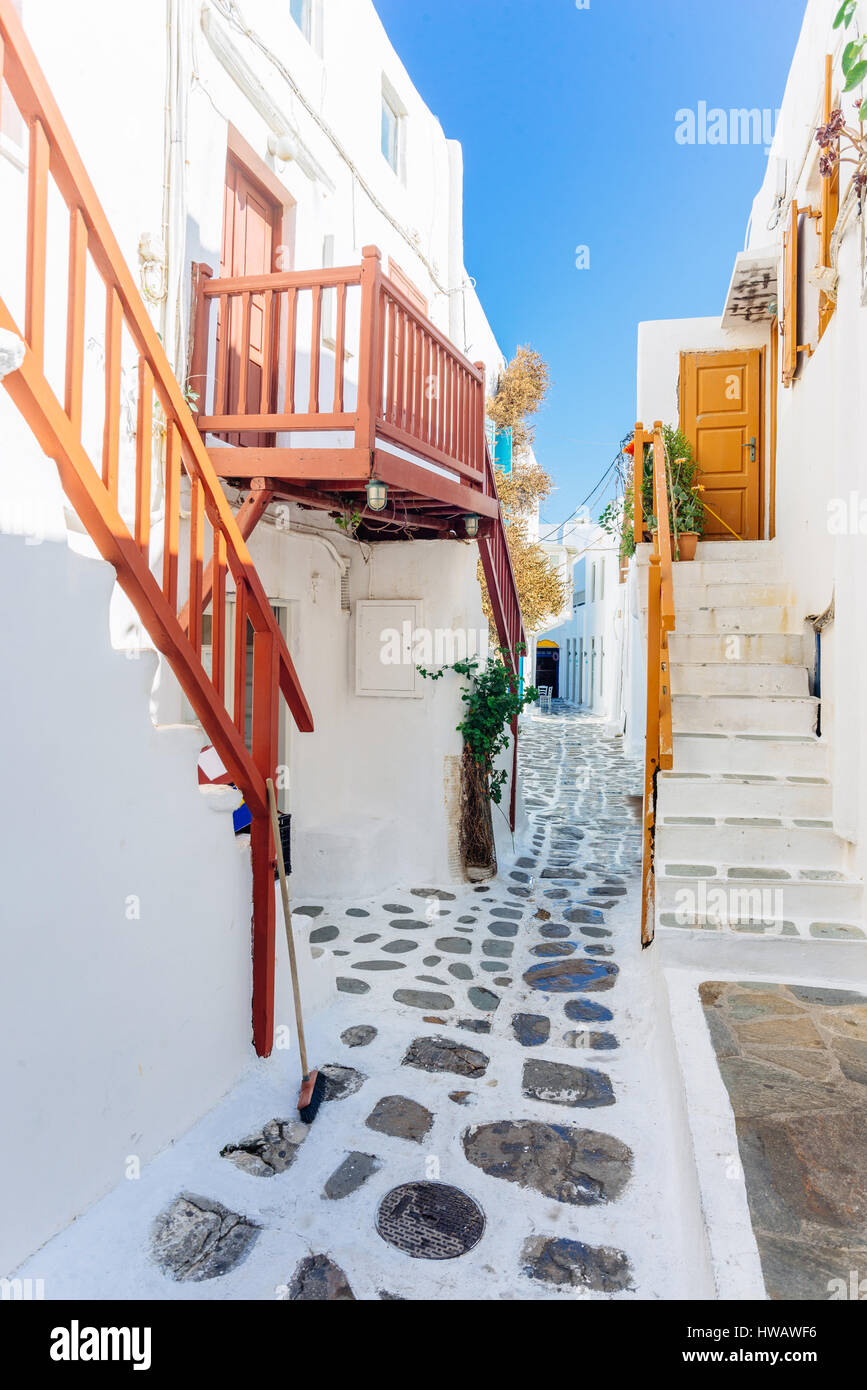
left=537, top=438, right=630, bottom=542
left=209, top=0, right=460, bottom=302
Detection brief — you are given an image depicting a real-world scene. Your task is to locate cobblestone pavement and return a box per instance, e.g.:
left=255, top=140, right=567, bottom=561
left=22, top=712, right=710, bottom=1301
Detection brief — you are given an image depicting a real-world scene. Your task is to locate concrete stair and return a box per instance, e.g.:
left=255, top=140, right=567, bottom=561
left=652, top=540, right=864, bottom=939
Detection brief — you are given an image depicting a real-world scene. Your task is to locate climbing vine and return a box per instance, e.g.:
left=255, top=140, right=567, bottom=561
left=419, top=647, right=537, bottom=805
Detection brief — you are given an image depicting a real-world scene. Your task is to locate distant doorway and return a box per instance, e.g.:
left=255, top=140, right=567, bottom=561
left=535, top=643, right=560, bottom=698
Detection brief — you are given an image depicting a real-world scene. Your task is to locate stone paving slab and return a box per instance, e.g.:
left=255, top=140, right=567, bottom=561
left=701, top=980, right=867, bottom=1300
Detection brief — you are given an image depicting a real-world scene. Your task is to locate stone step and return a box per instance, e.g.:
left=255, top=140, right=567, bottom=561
left=668, top=633, right=808, bottom=665
left=674, top=606, right=803, bottom=636
left=656, top=820, right=846, bottom=871
left=657, top=912, right=865, bottom=939
left=655, top=866, right=864, bottom=926
left=672, top=694, right=819, bottom=736
left=673, top=583, right=794, bottom=609
left=694, top=540, right=777, bottom=562
left=673, top=732, right=828, bottom=778
left=672, top=560, right=784, bottom=587
left=657, top=773, right=832, bottom=821
left=670, top=663, right=809, bottom=696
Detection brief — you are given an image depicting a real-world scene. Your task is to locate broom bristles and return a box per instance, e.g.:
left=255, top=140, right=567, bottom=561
left=298, top=1069, right=326, bottom=1125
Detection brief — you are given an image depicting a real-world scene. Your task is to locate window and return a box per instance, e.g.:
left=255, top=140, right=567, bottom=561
left=599, top=562, right=605, bottom=601
left=381, top=82, right=403, bottom=176
left=590, top=563, right=596, bottom=603
left=183, top=601, right=293, bottom=811
left=290, top=0, right=312, bottom=42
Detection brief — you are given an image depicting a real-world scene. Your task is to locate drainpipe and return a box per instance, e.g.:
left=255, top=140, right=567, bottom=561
left=446, top=140, right=465, bottom=347
left=162, top=0, right=191, bottom=377
left=806, top=598, right=834, bottom=740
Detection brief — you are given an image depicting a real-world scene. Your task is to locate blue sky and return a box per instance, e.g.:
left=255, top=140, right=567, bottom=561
left=373, top=0, right=807, bottom=528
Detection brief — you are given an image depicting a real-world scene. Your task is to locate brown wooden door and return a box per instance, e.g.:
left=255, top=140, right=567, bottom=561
left=680, top=349, right=763, bottom=541
left=221, top=156, right=282, bottom=446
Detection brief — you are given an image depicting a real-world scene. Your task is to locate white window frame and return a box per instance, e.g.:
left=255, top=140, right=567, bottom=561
left=381, top=78, right=406, bottom=180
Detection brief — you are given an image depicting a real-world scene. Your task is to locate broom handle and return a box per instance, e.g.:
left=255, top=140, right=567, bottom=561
left=267, top=778, right=310, bottom=1078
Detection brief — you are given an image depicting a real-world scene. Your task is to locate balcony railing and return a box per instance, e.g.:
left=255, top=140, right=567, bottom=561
left=190, top=247, right=491, bottom=500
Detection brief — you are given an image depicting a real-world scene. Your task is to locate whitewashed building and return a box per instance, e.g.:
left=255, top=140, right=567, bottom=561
left=533, top=519, right=622, bottom=724
left=0, top=0, right=523, bottom=1271
left=625, top=0, right=867, bottom=941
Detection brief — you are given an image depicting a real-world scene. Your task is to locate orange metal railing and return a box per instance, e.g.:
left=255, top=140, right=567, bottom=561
left=633, top=422, right=676, bottom=945
left=0, top=0, right=312, bottom=1057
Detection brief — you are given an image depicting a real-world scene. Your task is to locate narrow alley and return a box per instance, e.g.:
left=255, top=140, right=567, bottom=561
left=19, top=712, right=713, bottom=1301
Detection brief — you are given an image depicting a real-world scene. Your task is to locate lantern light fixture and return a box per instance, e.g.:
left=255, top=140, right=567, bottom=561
left=366, top=477, right=388, bottom=513
left=464, top=513, right=480, bottom=539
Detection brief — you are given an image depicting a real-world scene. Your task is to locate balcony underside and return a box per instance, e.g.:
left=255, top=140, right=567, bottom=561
left=207, top=443, right=500, bottom=538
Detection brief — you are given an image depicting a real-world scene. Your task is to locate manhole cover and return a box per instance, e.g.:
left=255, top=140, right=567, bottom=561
left=376, top=1182, right=485, bottom=1260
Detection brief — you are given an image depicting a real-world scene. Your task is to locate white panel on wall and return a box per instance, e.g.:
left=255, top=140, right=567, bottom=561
left=355, top=599, right=424, bottom=698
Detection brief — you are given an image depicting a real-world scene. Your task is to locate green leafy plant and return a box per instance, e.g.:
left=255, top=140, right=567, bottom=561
left=605, top=426, right=705, bottom=563
left=835, top=1, right=858, bottom=33
left=600, top=492, right=636, bottom=561
left=332, top=497, right=363, bottom=536
left=418, top=646, right=537, bottom=805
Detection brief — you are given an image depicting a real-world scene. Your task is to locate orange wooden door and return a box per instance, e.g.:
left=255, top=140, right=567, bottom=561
left=221, top=157, right=282, bottom=446
left=680, top=349, right=763, bottom=541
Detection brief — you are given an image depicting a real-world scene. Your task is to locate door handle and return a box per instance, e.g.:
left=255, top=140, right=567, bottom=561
left=743, top=436, right=756, bottom=463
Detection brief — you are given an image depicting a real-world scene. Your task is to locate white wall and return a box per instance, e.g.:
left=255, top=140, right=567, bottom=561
left=0, top=0, right=517, bottom=900
left=244, top=514, right=488, bottom=896
left=0, top=0, right=518, bottom=1274
left=535, top=522, right=622, bottom=724
left=742, top=0, right=866, bottom=873
left=0, top=533, right=253, bottom=1274
left=631, top=0, right=867, bottom=885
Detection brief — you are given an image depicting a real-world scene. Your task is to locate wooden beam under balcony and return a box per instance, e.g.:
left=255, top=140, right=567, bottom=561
left=373, top=449, right=499, bottom=517
left=208, top=446, right=370, bottom=481
left=207, top=446, right=499, bottom=518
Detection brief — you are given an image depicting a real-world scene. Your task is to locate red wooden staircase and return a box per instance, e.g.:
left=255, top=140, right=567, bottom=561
left=0, top=0, right=524, bottom=1060
left=0, top=0, right=312, bottom=1057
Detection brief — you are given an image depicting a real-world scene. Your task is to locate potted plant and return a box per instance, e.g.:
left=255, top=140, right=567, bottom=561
left=608, top=426, right=705, bottom=562
left=672, top=482, right=705, bottom=561
left=662, top=429, right=705, bottom=561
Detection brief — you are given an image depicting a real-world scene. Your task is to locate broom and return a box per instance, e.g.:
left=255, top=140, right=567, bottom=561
left=267, top=778, right=326, bottom=1124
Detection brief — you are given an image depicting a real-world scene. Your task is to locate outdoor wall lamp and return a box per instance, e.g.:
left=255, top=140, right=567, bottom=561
left=366, top=478, right=388, bottom=513
left=464, top=513, right=480, bottom=538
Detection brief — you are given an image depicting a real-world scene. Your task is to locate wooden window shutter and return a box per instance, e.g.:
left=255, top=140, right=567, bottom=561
left=818, top=53, right=840, bottom=341
left=782, top=200, right=800, bottom=387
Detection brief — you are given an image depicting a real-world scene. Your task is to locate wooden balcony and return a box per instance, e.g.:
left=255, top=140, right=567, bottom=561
left=190, top=246, right=503, bottom=537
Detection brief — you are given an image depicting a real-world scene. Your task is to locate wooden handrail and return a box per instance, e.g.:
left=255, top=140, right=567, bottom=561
left=635, top=422, right=677, bottom=946
left=478, top=437, right=524, bottom=669
left=0, top=0, right=312, bottom=1057
left=191, top=247, right=489, bottom=486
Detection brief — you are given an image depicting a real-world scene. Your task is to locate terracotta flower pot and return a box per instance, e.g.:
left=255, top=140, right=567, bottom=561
left=675, top=532, right=699, bottom=562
